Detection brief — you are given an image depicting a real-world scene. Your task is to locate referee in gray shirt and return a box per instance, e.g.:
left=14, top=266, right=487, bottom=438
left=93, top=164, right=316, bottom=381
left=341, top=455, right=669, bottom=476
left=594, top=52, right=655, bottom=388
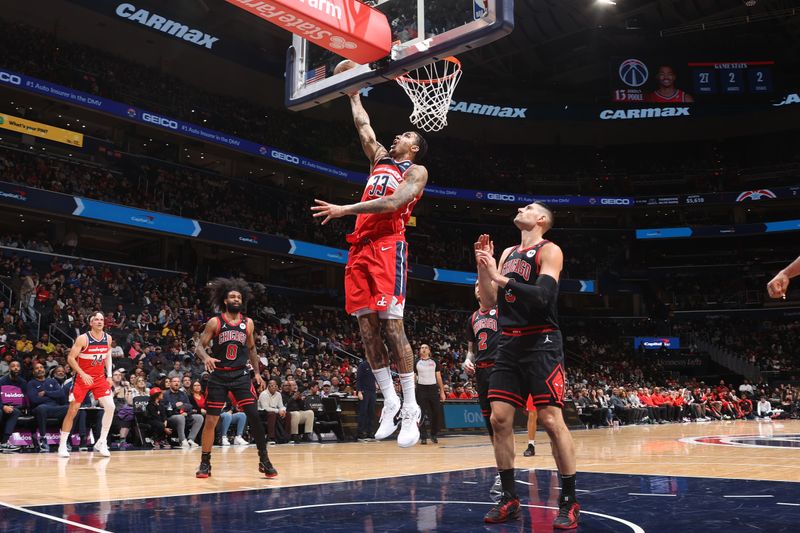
left=415, top=344, right=445, bottom=444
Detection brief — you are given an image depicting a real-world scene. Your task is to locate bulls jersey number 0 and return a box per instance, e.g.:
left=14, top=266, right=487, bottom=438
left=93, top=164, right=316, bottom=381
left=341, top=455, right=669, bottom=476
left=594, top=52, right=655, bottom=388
left=213, top=314, right=249, bottom=371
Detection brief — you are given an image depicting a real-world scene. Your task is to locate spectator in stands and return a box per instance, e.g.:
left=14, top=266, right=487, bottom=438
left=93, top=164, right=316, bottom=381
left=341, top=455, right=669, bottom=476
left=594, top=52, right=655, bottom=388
left=26, top=362, right=68, bottom=452
left=131, top=376, right=149, bottom=397
left=284, top=380, right=314, bottom=443
left=0, top=360, right=25, bottom=452
left=15, top=335, right=33, bottom=355
left=258, top=379, right=291, bottom=443
left=756, top=395, right=774, bottom=420
left=217, top=394, right=248, bottom=447
left=144, top=387, right=171, bottom=448
left=320, top=381, right=333, bottom=398
left=163, top=376, right=203, bottom=448
left=167, top=361, right=183, bottom=380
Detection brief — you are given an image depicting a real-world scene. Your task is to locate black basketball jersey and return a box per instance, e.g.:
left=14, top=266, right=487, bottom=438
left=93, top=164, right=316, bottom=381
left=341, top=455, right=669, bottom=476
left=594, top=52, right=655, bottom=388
left=212, top=313, right=250, bottom=370
left=467, top=306, right=500, bottom=364
left=497, top=240, right=559, bottom=334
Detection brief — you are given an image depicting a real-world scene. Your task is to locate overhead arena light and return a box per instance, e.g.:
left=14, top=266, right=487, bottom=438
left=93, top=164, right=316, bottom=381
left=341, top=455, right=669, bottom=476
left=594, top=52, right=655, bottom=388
left=597, top=0, right=617, bottom=5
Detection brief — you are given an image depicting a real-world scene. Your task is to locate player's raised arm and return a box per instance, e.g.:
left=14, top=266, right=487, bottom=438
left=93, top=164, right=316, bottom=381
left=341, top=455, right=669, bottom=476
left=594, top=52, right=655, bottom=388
left=475, top=234, right=502, bottom=309
left=312, top=165, right=428, bottom=224
left=477, top=242, right=563, bottom=310
left=350, top=93, right=388, bottom=163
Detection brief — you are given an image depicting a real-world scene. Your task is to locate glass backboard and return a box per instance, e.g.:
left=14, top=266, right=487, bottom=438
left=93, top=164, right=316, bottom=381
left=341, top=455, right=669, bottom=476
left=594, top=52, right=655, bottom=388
left=285, top=0, right=514, bottom=110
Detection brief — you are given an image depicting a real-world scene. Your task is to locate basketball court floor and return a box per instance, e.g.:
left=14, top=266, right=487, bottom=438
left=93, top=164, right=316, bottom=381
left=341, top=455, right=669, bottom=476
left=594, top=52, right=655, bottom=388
left=1, top=420, right=798, bottom=532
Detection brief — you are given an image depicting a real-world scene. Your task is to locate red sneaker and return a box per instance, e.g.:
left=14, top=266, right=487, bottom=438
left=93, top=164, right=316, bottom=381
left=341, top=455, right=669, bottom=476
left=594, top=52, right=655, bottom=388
left=484, top=492, right=520, bottom=523
left=553, top=500, right=580, bottom=529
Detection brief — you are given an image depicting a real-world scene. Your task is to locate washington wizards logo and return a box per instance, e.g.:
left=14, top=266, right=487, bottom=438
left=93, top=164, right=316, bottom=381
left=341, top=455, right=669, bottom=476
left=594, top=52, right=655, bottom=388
left=736, top=189, right=777, bottom=202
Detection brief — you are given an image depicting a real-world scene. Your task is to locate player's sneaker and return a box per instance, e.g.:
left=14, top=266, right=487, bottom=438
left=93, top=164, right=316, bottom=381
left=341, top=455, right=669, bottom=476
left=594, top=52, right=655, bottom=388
left=57, top=443, right=70, bottom=458
left=374, top=396, right=401, bottom=440
left=196, top=453, right=212, bottom=478
left=397, top=404, right=421, bottom=448
left=258, top=451, right=278, bottom=478
left=484, top=491, right=520, bottom=523
left=93, top=439, right=111, bottom=457
left=553, top=499, right=580, bottom=529
left=523, top=443, right=536, bottom=457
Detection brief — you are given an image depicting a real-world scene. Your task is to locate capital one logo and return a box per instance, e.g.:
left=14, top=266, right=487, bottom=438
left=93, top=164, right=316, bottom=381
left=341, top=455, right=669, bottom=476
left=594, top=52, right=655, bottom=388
left=142, top=112, right=178, bottom=129
left=619, top=59, right=648, bottom=88
left=271, top=150, right=300, bottom=164
left=0, top=71, right=22, bottom=85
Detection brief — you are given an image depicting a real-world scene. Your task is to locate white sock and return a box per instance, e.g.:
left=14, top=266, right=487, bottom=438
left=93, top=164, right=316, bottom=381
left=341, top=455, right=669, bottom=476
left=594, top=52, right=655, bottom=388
left=528, top=440, right=536, bottom=447
left=374, top=367, right=399, bottom=403
left=60, top=431, right=70, bottom=446
left=399, top=373, right=417, bottom=408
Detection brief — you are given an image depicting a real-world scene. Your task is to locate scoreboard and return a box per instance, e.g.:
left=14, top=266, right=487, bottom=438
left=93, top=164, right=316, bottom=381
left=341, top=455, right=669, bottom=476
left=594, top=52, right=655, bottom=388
left=689, top=61, right=774, bottom=96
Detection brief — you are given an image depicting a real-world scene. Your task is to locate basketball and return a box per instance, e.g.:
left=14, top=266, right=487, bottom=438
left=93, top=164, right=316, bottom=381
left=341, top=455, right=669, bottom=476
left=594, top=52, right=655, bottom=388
left=334, top=59, right=358, bottom=75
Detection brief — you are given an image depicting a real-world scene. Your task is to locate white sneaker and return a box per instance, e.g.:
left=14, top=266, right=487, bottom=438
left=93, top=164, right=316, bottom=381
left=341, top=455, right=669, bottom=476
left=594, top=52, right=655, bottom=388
left=374, top=397, right=402, bottom=440
left=93, top=440, right=110, bottom=457
left=233, top=436, right=248, bottom=446
left=187, top=440, right=199, bottom=448
left=397, top=404, right=421, bottom=448
left=58, top=444, right=70, bottom=458
left=181, top=439, right=190, bottom=449
left=221, top=436, right=230, bottom=447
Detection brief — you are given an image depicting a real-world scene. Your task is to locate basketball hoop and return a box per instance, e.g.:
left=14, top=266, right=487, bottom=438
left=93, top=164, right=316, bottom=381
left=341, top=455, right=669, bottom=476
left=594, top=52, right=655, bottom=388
left=395, top=57, right=462, bottom=133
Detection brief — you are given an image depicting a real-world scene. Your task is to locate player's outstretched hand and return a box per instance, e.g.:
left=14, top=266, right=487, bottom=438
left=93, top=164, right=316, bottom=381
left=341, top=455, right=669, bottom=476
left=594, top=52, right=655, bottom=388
left=204, top=356, right=220, bottom=373
left=767, top=271, right=790, bottom=299
left=311, top=199, right=346, bottom=225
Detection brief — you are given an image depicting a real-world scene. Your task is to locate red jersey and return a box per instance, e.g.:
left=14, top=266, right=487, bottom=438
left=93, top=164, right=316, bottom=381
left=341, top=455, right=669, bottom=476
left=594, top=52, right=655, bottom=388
left=78, top=331, right=110, bottom=377
left=646, top=89, right=691, bottom=103
left=347, top=157, right=421, bottom=243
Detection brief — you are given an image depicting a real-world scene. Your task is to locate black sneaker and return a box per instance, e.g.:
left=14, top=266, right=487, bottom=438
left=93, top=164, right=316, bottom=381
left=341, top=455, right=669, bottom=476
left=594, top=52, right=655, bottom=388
left=196, top=460, right=212, bottom=478
left=484, top=491, right=520, bottom=523
left=38, top=438, right=50, bottom=453
left=259, top=452, right=278, bottom=478
left=431, top=436, right=438, bottom=444
left=420, top=438, right=427, bottom=445
left=0, top=442, right=20, bottom=453
left=553, top=500, right=580, bottom=529
left=523, top=443, right=536, bottom=457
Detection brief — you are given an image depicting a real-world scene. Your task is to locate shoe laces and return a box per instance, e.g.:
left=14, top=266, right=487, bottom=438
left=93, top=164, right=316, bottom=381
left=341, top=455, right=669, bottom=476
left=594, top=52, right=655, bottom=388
left=557, top=500, right=575, bottom=519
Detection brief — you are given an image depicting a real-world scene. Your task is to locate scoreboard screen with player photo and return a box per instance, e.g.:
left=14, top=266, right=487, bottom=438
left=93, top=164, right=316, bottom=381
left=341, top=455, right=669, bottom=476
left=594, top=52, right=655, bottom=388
left=610, top=57, right=776, bottom=104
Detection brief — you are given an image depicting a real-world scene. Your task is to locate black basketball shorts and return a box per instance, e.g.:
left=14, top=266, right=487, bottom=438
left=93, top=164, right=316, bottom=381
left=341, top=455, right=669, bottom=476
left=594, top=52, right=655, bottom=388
left=205, top=369, right=257, bottom=416
left=476, top=363, right=495, bottom=419
left=488, top=330, right=566, bottom=409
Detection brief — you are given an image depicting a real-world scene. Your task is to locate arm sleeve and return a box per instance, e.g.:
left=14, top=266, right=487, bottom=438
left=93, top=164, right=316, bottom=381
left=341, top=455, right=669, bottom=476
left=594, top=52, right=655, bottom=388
left=504, top=274, right=558, bottom=310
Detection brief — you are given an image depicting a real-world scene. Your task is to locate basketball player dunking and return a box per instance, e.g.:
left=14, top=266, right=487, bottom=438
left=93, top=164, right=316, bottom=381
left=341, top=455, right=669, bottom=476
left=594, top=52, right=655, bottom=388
left=474, top=202, right=579, bottom=529
left=58, top=312, right=115, bottom=458
left=194, top=278, right=276, bottom=479
left=311, top=91, right=428, bottom=447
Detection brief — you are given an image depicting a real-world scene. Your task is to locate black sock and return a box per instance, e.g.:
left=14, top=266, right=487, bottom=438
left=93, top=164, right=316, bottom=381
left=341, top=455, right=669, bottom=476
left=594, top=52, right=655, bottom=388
left=560, top=473, right=576, bottom=503
left=499, top=469, right=517, bottom=498
left=201, top=452, right=211, bottom=463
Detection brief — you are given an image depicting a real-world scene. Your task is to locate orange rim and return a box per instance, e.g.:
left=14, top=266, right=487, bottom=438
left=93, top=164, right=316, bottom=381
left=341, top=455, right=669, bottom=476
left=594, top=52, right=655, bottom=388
left=395, top=57, right=462, bottom=85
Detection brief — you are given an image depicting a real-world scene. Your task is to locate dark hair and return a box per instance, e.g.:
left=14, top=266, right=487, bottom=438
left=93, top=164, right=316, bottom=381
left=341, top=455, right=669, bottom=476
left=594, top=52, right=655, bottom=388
left=412, top=131, right=428, bottom=162
left=533, top=201, right=554, bottom=231
left=208, top=277, right=258, bottom=312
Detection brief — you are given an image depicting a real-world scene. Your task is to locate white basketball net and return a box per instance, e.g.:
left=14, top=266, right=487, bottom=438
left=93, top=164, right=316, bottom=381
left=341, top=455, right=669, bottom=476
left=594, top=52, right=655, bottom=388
left=395, top=57, right=462, bottom=133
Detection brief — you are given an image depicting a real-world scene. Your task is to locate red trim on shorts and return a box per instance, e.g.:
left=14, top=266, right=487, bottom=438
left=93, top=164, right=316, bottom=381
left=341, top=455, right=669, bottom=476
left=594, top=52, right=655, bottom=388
left=501, top=325, right=555, bottom=336
left=488, top=390, right=525, bottom=407
left=476, top=361, right=495, bottom=369
left=531, top=398, right=564, bottom=407
left=215, top=366, right=246, bottom=371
